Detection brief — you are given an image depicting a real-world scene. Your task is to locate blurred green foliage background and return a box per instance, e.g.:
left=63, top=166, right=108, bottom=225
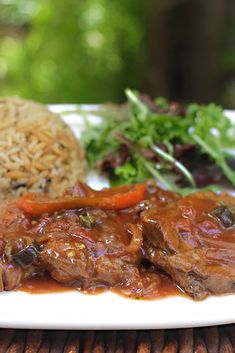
left=0, top=0, right=235, bottom=107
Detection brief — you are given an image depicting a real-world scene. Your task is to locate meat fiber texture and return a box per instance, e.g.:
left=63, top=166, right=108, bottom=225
left=0, top=183, right=144, bottom=293
left=142, top=191, right=235, bottom=299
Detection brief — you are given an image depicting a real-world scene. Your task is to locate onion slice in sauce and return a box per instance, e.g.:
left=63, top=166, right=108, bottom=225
left=126, top=223, right=143, bottom=253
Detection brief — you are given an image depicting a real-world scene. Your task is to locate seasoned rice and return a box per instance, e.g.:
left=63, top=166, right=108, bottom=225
left=0, top=97, right=87, bottom=199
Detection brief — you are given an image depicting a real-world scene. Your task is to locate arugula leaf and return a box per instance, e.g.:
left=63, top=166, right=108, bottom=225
left=82, top=118, right=121, bottom=167
left=81, top=88, right=235, bottom=192
left=186, top=103, right=235, bottom=185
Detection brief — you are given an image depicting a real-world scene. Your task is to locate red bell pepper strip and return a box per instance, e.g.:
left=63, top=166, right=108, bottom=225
left=18, top=184, right=146, bottom=216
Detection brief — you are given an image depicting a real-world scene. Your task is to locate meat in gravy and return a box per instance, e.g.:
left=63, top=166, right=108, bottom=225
left=0, top=182, right=234, bottom=300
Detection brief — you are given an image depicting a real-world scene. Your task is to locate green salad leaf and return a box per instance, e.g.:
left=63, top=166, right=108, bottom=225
left=81, top=89, right=235, bottom=193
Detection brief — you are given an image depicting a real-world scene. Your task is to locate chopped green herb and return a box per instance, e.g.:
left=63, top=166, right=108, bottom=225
left=78, top=214, right=97, bottom=229
left=211, top=206, right=234, bottom=228
left=12, top=242, right=40, bottom=268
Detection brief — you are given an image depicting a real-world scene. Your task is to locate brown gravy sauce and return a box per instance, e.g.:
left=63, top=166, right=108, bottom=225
left=18, top=272, right=185, bottom=300
left=12, top=185, right=185, bottom=299
left=18, top=273, right=72, bottom=294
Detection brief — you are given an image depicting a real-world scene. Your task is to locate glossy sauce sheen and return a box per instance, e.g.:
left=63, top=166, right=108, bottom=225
left=1, top=182, right=235, bottom=300
left=0, top=183, right=184, bottom=298
left=18, top=187, right=182, bottom=298
left=19, top=271, right=183, bottom=299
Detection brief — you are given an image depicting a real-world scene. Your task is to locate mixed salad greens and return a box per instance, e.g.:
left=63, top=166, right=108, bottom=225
left=81, top=89, right=235, bottom=194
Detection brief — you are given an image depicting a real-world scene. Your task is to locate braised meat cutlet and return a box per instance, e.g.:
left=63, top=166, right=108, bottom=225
left=0, top=198, right=40, bottom=290
left=0, top=182, right=179, bottom=295
left=0, top=186, right=144, bottom=292
left=34, top=208, right=143, bottom=290
left=142, top=191, right=235, bottom=299
left=0, top=183, right=168, bottom=294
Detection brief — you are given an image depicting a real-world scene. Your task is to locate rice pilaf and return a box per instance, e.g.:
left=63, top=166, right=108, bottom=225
left=0, top=97, right=87, bottom=199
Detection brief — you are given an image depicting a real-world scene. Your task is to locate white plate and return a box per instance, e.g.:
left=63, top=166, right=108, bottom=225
left=0, top=105, right=234, bottom=330
left=1, top=289, right=235, bottom=330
